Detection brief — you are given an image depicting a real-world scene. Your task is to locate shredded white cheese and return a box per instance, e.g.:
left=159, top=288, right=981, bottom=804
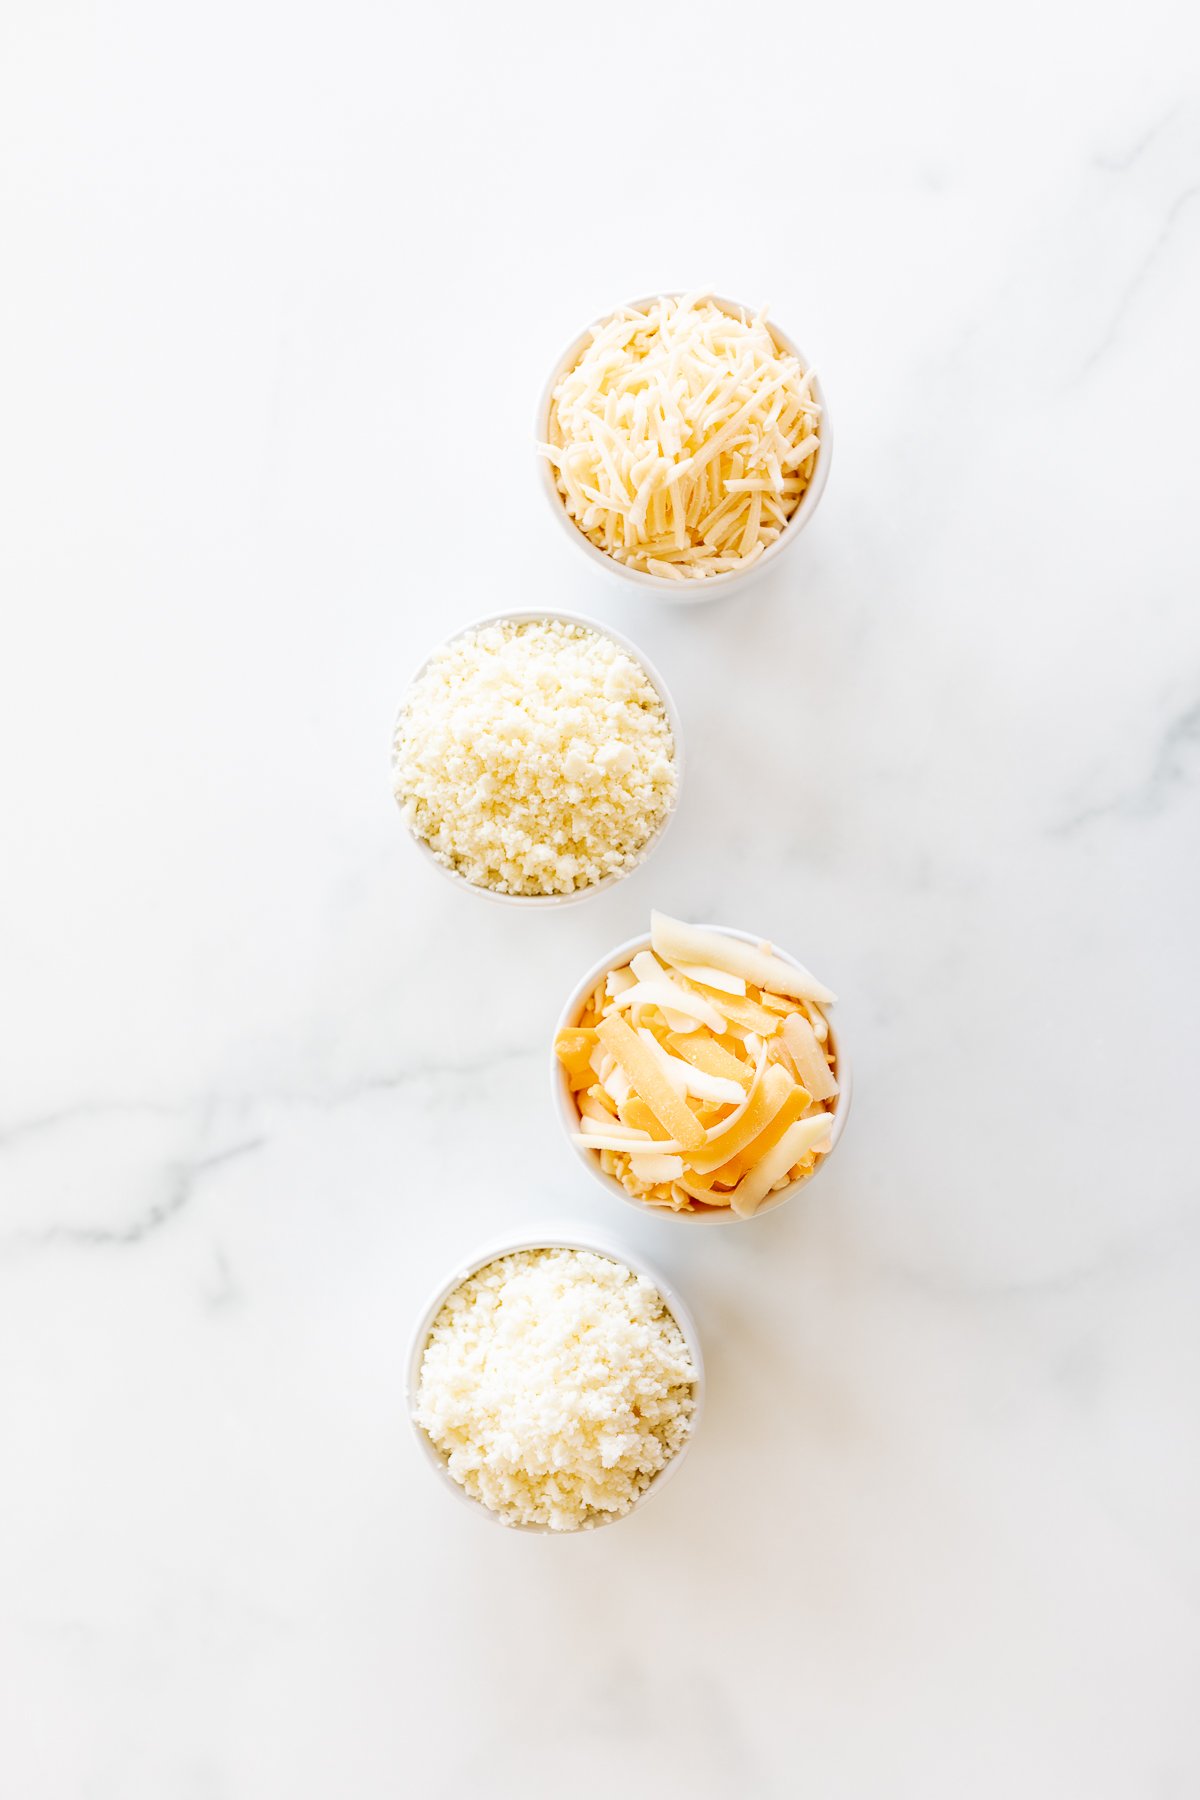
left=539, top=293, right=822, bottom=578
left=392, top=619, right=677, bottom=896
left=415, top=1248, right=697, bottom=1531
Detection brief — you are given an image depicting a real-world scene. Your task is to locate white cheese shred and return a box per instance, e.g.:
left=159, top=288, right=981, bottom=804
left=540, top=294, right=822, bottom=578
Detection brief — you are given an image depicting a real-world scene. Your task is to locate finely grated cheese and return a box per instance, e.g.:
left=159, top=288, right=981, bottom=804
left=540, top=293, right=822, bottom=579
left=392, top=619, right=677, bottom=897
left=415, top=1249, right=697, bottom=1530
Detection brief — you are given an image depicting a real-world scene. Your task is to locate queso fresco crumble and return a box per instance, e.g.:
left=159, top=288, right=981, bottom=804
left=414, top=1248, right=697, bottom=1530
left=391, top=619, right=677, bottom=897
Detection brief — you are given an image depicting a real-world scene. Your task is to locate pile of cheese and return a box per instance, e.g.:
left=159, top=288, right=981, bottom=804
left=556, top=912, right=839, bottom=1216
left=415, top=1248, right=697, bottom=1531
left=392, top=619, right=677, bottom=897
left=540, top=293, right=822, bottom=579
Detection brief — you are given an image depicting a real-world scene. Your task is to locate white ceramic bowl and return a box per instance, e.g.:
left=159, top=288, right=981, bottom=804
left=390, top=608, right=683, bottom=908
left=552, top=926, right=852, bottom=1222
left=536, top=294, right=832, bottom=603
left=406, top=1225, right=705, bottom=1534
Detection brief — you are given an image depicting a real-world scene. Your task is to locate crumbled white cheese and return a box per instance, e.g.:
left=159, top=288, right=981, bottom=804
left=414, top=1248, right=697, bottom=1530
left=393, top=619, right=677, bottom=896
left=539, top=293, right=822, bottom=578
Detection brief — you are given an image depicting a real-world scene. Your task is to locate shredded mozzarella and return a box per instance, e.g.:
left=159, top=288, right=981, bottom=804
left=540, top=294, right=823, bottom=578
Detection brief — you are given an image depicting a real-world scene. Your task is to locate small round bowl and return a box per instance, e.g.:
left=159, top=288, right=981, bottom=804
left=406, top=1225, right=705, bottom=1533
left=536, top=294, right=832, bottom=603
left=552, top=926, right=852, bottom=1222
left=390, top=609, right=683, bottom=908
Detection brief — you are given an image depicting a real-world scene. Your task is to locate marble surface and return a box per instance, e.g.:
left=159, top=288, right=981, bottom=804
left=2, top=2, right=1199, bottom=1795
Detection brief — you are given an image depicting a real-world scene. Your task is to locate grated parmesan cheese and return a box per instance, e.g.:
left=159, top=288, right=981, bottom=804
left=414, top=1249, right=697, bottom=1530
left=392, top=619, right=677, bottom=897
left=539, top=293, right=823, bottom=578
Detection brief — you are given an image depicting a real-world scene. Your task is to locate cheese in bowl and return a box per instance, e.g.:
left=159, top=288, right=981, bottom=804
left=410, top=1244, right=700, bottom=1531
left=538, top=293, right=828, bottom=585
left=554, top=912, right=847, bottom=1218
left=392, top=612, right=679, bottom=900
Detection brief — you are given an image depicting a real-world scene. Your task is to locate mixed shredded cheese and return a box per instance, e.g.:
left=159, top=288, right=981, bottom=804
left=415, top=1248, right=697, bottom=1531
left=540, top=293, right=822, bottom=579
left=392, top=619, right=677, bottom=897
left=557, top=912, right=840, bottom=1216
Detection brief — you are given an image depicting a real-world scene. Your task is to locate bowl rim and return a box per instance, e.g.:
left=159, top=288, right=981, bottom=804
left=405, top=1224, right=706, bottom=1534
left=551, top=923, right=852, bottom=1222
left=534, top=291, right=833, bottom=603
left=390, top=607, right=684, bottom=907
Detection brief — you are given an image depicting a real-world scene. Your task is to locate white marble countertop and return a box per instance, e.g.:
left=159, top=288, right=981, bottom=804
left=2, top=3, right=1198, bottom=1796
